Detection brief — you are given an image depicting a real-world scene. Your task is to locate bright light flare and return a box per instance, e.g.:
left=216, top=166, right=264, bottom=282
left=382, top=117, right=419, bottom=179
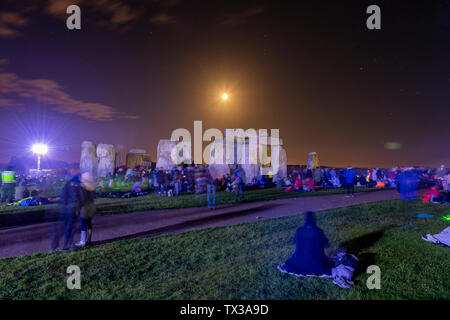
left=31, top=143, right=49, bottom=155
left=221, top=93, right=229, bottom=100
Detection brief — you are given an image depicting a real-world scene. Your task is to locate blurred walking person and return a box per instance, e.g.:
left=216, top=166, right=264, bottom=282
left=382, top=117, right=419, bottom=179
left=233, top=166, right=246, bottom=201
left=344, top=166, right=356, bottom=197
left=51, top=170, right=81, bottom=251
left=1, top=166, right=16, bottom=204
left=396, top=167, right=419, bottom=216
left=75, top=172, right=96, bottom=247
left=156, top=167, right=166, bottom=195
left=313, top=167, right=322, bottom=186
left=443, top=170, right=450, bottom=192
left=437, top=165, right=446, bottom=188
left=206, top=167, right=216, bottom=209
left=173, top=167, right=182, bottom=196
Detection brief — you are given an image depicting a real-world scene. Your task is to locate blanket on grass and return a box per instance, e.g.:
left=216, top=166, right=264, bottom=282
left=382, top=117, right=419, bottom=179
left=422, top=227, right=450, bottom=247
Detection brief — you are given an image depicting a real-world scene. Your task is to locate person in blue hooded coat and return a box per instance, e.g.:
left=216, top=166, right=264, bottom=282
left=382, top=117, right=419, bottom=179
left=278, top=211, right=332, bottom=276
left=395, top=168, right=419, bottom=215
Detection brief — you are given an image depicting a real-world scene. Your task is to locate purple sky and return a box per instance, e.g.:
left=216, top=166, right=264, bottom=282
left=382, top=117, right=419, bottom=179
left=0, top=0, right=449, bottom=167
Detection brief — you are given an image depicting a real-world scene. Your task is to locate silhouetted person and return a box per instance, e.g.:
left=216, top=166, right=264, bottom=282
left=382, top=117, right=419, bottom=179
left=278, top=211, right=332, bottom=276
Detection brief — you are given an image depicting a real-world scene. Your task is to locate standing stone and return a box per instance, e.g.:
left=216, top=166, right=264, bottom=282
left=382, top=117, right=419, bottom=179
left=97, top=144, right=115, bottom=177
left=115, top=144, right=126, bottom=168
left=307, top=152, right=319, bottom=170
left=171, top=140, right=191, bottom=166
left=241, top=140, right=261, bottom=184
left=126, top=149, right=151, bottom=168
left=156, top=139, right=191, bottom=170
left=226, top=137, right=260, bottom=184
left=126, top=153, right=139, bottom=169
left=208, top=139, right=230, bottom=179
left=272, top=146, right=287, bottom=182
left=258, top=132, right=283, bottom=176
left=80, top=141, right=97, bottom=177
left=129, top=148, right=147, bottom=154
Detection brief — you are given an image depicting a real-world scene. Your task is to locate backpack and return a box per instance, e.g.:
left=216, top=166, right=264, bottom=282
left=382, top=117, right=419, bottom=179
left=332, top=251, right=359, bottom=284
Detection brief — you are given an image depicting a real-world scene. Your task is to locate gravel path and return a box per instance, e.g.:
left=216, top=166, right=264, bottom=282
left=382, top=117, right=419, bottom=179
left=0, top=189, right=402, bottom=258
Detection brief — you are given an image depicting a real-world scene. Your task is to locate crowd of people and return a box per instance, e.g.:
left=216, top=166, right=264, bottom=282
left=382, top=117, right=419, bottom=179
left=282, top=165, right=450, bottom=201
left=1, top=164, right=449, bottom=207
left=94, top=164, right=257, bottom=202
left=0, top=167, right=70, bottom=206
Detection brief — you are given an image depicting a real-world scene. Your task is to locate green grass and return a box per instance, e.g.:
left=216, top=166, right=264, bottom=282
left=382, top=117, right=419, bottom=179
left=0, top=186, right=385, bottom=215
left=1, top=200, right=448, bottom=299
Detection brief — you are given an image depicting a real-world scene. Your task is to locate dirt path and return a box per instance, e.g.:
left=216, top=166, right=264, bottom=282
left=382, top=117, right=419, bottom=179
left=0, top=189, right=402, bottom=258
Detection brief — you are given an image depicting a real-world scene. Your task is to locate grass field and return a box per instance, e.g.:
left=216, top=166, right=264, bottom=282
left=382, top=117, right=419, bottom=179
left=1, top=200, right=448, bottom=299
left=0, top=186, right=384, bottom=215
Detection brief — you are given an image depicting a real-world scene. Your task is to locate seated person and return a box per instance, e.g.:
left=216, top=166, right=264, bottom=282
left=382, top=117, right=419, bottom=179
left=358, top=175, right=367, bottom=186
left=278, top=211, right=332, bottom=277
left=284, top=177, right=292, bottom=186
left=293, top=175, right=303, bottom=191
left=323, top=178, right=333, bottom=189
left=303, top=177, right=315, bottom=191
left=422, top=185, right=442, bottom=202
left=258, top=175, right=267, bottom=188
left=331, top=176, right=341, bottom=188
left=132, top=182, right=142, bottom=193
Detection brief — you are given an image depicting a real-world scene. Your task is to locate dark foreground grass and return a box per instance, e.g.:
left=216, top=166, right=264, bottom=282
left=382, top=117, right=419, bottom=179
left=1, top=200, right=448, bottom=299
left=0, top=186, right=384, bottom=215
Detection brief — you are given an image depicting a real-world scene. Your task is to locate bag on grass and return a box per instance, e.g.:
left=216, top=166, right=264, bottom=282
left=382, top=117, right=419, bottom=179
left=331, top=248, right=359, bottom=288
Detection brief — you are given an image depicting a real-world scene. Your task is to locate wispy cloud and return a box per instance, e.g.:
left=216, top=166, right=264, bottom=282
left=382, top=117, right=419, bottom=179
left=220, top=6, right=264, bottom=26
left=0, top=11, right=29, bottom=38
left=0, top=97, right=22, bottom=108
left=151, top=12, right=176, bottom=25
left=2, top=0, right=181, bottom=37
left=45, top=0, right=80, bottom=18
left=0, top=72, right=134, bottom=121
left=150, top=0, right=180, bottom=9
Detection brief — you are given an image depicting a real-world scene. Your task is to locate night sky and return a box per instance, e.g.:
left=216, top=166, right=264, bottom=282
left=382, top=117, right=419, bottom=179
left=0, top=0, right=449, bottom=168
